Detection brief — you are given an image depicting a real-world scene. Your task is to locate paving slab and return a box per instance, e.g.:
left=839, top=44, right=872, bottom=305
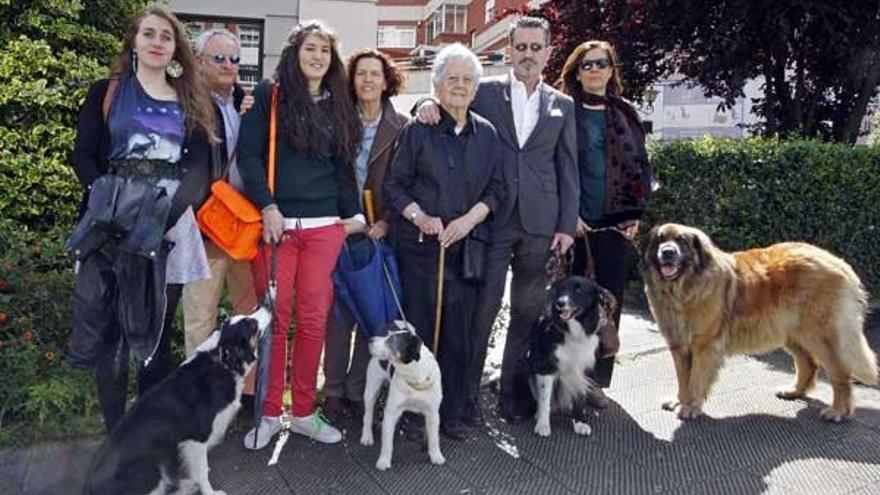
left=2, top=306, right=879, bottom=494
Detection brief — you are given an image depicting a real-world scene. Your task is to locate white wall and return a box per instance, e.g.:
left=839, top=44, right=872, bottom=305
left=171, top=0, right=378, bottom=78
left=301, top=0, right=378, bottom=58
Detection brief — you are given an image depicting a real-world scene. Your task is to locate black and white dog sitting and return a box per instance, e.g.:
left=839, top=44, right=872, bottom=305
left=360, top=320, right=444, bottom=471
left=82, top=305, right=272, bottom=495
left=527, top=275, right=609, bottom=437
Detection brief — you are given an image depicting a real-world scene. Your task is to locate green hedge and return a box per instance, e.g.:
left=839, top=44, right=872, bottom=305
left=0, top=220, right=103, bottom=445
left=642, top=138, right=880, bottom=297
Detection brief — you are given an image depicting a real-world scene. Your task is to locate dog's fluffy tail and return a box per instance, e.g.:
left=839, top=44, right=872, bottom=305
left=836, top=285, right=878, bottom=385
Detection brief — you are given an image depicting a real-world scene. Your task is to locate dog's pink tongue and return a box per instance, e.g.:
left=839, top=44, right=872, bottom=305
left=661, top=265, right=678, bottom=278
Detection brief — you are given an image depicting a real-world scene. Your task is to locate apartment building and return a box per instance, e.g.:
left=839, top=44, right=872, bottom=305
left=170, top=0, right=378, bottom=88
left=376, top=0, right=543, bottom=58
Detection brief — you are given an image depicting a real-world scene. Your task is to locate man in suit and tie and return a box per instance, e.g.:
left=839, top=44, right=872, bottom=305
left=416, top=16, right=578, bottom=424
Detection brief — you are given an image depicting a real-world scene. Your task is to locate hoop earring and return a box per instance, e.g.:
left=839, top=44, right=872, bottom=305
left=131, top=50, right=138, bottom=74
left=166, top=60, right=183, bottom=79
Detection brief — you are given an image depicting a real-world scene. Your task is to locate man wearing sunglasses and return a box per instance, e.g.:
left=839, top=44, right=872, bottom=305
left=182, top=28, right=258, bottom=409
left=416, top=16, right=578, bottom=426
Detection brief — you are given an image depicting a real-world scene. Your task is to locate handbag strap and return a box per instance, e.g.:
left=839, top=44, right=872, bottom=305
left=268, top=83, right=278, bottom=195
left=101, top=78, right=119, bottom=123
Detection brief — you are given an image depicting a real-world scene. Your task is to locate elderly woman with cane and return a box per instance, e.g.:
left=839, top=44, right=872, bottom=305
left=384, top=43, right=503, bottom=440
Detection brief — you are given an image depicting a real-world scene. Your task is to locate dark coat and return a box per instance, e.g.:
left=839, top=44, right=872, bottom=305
left=70, top=78, right=214, bottom=226
left=209, top=83, right=246, bottom=181
left=575, top=96, right=653, bottom=226
left=363, top=99, right=409, bottom=222
left=384, top=108, right=504, bottom=240
left=470, top=75, right=579, bottom=237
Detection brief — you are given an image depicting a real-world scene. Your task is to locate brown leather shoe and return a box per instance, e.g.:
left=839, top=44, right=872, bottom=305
left=462, top=399, right=484, bottom=427
left=498, top=402, right=531, bottom=423
left=322, top=396, right=347, bottom=424
left=585, top=388, right=610, bottom=409
left=346, top=399, right=365, bottom=421
left=440, top=422, right=470, bottom=441
left=400, top=412, right=425, bottom=442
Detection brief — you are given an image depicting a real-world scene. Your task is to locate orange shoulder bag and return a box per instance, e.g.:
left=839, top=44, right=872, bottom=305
left=197, top=84, right=278, bottom=260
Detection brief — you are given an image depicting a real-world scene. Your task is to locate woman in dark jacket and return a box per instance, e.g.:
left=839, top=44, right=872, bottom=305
left=322, top=48, right=409, bottom=423
left=237, top=20, right=365, bottom=449
left=384, top=43, right=504, bottom=440
left=559, top=40, right=655, bottom=406
left=66, top=4, right=217, bottom=431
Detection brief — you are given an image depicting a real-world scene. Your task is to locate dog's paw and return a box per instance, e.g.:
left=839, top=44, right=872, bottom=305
left=429, top=451, right=445, bottom=465
left=661, top=398, right=680, bottom=411
left=376, top=457, right=392, bottom=471
left=534, top=421, right=551, bottom=437
left=775, top=387, right=806, bottom=400
left=572, top=420, right=592, bottom=436
left=677, top=404, right=702, bottom=420
left=360, top=433, right=374, bottom=446
left=819, top=407, right=849, bottom=423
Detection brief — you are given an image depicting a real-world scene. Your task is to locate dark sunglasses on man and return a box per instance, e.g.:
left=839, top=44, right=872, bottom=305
left=211, top=54, right=241, bottom=65
left=580, top=58, right=612, bottom=71
left=514, top=42, right=544, bottom=53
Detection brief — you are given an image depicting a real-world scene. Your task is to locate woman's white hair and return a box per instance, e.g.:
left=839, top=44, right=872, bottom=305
left=431, top=43, right=483, bottom=88
left=194, top=29, right=240, bottom=56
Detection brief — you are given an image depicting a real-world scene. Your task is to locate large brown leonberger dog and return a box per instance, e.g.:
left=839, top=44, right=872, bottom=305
left=642, top=223, right=877, bottom=422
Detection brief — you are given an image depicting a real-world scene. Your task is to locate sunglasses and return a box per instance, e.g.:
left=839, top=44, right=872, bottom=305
left=513, top=42, right=545, bottom=53
left=210, top=54, right=241, bottom=65
left=580, top=58, right=612, bottom=71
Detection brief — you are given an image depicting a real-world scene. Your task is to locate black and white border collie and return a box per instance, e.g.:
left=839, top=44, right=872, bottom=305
left=82, top=306, right=272, bottom=495
left=527, top=276, right=606, bottom=437
left=360, top=320, right=444, bottom=471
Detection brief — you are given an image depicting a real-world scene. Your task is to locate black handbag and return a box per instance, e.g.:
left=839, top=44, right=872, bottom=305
left=461, top=222, right=489, bottom=283
left=458, top=150, right=491, bottom=283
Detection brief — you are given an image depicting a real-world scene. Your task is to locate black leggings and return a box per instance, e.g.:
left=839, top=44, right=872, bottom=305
left=95, top=284, right=182, bottom=431
left=572, top=230, right=630, bottom=387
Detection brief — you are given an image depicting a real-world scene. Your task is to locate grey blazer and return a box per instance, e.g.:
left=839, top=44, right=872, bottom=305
left=471, top=74, right=578, bottom=237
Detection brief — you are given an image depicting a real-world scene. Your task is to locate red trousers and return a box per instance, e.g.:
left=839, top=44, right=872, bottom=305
left=252, top=224, right=345, bottom=417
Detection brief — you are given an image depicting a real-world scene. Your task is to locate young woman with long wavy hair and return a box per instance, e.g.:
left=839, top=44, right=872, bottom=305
left=237, top=20, right=365, bottom=449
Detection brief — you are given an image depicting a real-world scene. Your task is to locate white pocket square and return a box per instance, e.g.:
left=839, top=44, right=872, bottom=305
left=550, top=108, right=563, bottom=117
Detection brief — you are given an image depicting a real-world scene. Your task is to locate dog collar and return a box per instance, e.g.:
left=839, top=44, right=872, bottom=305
left=405, top=374, right=435, bottom=391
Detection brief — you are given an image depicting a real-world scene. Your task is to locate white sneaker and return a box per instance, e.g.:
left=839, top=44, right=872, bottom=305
left=290, top=412, right=342, bottom=444
left=243, top=415, right=284, bottom=450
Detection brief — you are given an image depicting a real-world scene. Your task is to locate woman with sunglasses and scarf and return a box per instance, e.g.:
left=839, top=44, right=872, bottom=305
left=237, top=21, right=365, bottom=450
left=558, top=40, right=655, bottom=406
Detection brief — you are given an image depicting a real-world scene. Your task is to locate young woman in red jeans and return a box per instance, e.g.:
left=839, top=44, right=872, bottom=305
left=238, top=20, right=365, bottom=449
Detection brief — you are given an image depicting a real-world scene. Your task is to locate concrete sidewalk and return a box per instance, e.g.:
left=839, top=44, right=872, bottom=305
left=3, top=308, right=879, bottom=494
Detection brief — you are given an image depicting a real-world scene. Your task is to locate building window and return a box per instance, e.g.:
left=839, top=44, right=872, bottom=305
left=378, top=26, right=416, bottom=48
left=239, top=26, right=260, bottom=48
left=485, top=0, right=495, bottom=23
left=426, top=4, right=468, bottom=41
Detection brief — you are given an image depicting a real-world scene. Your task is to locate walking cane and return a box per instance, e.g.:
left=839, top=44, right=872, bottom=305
left=433, top=245, right=445, bottom=355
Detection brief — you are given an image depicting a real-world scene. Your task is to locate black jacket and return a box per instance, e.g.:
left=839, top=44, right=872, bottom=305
left=70, top=77, right=214, bottom=226
left=237, top=79, right=361, bottom=219
left=384, top=108, right=504, bottom=239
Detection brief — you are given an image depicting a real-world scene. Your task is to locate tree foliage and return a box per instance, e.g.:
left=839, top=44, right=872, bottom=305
left=0, top=0, right=146, bottom=445
left=530, top=0, right=880, bottom=143
left=506, top=1, right=665, bottom=104
left=0, top=0, right=146, bottom=228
